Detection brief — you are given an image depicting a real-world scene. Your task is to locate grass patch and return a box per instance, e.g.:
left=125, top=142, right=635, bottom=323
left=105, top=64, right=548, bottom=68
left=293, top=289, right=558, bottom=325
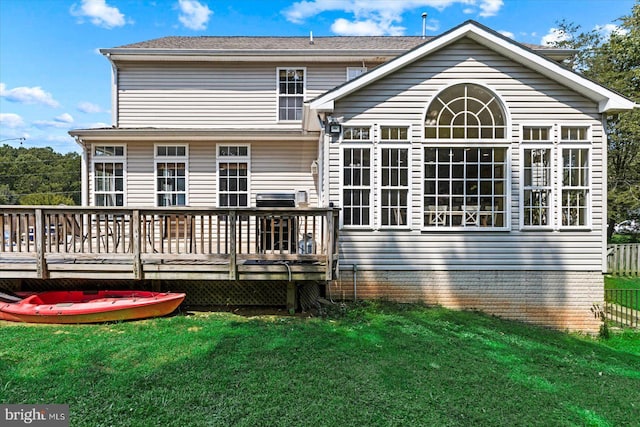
left=1, top=302, right=639, bottom=426
left=604, top=275, right=640, bottom=311
left=604, top=275, right=640, bottom=290
left=609, top=233, right=639, bottom=244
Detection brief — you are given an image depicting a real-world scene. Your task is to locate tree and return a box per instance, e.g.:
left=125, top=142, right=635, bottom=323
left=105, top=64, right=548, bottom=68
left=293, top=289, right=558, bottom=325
left=549, top=2, right=640, bottom=238
left=0, top=144, right=81, bottom=205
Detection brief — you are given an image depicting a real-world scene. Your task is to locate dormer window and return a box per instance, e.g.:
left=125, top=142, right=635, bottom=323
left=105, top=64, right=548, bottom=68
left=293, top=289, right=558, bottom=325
left=278, top=68, right=305, bottom=121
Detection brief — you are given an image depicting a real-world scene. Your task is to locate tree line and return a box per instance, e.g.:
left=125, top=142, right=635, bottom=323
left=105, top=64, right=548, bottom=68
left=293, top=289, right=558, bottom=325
left=0, top=144, right=81, bottom=205
left=551, top=1, right=640, bottom=235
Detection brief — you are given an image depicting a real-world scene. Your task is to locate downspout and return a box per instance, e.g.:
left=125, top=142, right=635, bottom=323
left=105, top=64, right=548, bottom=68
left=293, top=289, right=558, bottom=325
left=323, top=128, right=331, bottom=208
left=316, top=126, right=324, bottom=207
left=601, top=114, right=609, bottom=274
left=104, top=53, right=119, bottom=127
left=75, top=136, right=89, bottom=207
left=340, top=264, right=358, bottom=301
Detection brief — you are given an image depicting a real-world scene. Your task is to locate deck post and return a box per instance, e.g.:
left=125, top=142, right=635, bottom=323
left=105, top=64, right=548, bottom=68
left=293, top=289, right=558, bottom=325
left=229, top=210, right=237, bottom=280
left=35, top=208, right=48, bottom=279
left=132, top=209, right=141, bottom=279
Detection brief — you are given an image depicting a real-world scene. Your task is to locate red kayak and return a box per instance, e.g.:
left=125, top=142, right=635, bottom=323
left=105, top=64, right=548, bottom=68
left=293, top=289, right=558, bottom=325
left=0, top=290, right=185, bottom=324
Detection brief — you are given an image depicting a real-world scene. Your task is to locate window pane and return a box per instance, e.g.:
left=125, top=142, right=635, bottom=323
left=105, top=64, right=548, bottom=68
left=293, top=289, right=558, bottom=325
left=424, top=83, right=505, bottom=139
left=343, top=148, right=372, bottom=227
left=218, top=146, right=249, bottom=207
left=424, top=147, right=507, bottom=228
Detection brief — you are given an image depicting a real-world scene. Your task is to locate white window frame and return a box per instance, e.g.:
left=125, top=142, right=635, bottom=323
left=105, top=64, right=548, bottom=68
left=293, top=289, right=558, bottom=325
left=422, top=145, right=510, bottom=230
left=216, top=144, right=251, bottom=208
left=423, top=82, right=508, bottom=142
left=558, top=125, right=592, bottom=229
left=92, top=144, right=126, bottom=207
left=346, top=67, right=367, bottom=81
left=377, top=124, right=412, bottom=229
left=340, top=126, right=374, bottom=228
left=421, top=83, right=510, bottom=231
left=276, top=67, right=306, bottom=122
left=154, top=144, right=188, bottom=207
left=341, top=125, right=372, bottom=142
left=519, top=125, right=554, bottom=230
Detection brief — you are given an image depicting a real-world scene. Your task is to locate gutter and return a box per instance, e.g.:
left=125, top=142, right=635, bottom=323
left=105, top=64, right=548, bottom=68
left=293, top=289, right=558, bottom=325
left=68, top=128, right=320, bottom=142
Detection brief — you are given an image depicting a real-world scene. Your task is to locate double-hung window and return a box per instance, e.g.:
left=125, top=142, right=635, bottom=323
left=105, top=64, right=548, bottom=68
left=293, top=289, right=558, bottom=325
left=560, top=126, right=590, bottom=228
left=93, top=145, right=125, bottom=206
left=155, top=145, right=187, bottom=207
left=217, top=144, right=250, bottom=208
left=521, top=126, right=553, bottom=228
left=341, top=127, right=372, bottom=227
left=379, top=126, right=410, bottom=227
left=277, top=68, right=305, bottom=121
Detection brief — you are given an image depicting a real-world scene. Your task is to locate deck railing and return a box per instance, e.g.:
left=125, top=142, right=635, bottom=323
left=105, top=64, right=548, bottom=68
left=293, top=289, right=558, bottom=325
left=1, top=206, right=339, bottom=281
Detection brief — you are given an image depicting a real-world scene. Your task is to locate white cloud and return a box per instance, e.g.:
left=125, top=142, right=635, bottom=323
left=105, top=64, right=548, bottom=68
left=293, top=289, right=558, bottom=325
left=55, top=113, right=74, bottom=124
left=77, top=101, right=104, bottom=114
left=477, top=0, right=502, bottom=17
left=283, top=0, right=504, bottom=36
left=542, top=24, right=627, bottom=48
left=595, top=23, right=628, bottom=39
left=0, top=83, right=60, bottom=108
left=499, top=30, right=514, bottom=39
left=331, top=18, right=405, bottom=36
left=177, top=0, right=213, bottom=31
left=70, top=0, right=127, bottom=29
left=33, top=113, right=75, bottom=129
left=0, top=113, right=25, bottom=128
left=541, top=27, right=571, bottom=46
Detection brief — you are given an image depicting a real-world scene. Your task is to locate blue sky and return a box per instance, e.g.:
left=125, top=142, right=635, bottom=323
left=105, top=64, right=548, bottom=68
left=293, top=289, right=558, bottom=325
left=0, top=0, right=636, bottom=153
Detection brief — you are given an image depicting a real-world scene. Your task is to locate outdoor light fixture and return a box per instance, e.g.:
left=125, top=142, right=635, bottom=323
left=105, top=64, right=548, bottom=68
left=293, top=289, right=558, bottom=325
left=310, top=159, right=319, bottom=175
left=325, top=116, right=342, bottom=136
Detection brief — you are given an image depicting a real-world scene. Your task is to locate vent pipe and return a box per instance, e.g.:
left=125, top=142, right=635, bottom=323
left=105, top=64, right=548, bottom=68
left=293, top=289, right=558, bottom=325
left=422, top=12, right=428, bottom=39
left=309, top=31, right=314, bottom=45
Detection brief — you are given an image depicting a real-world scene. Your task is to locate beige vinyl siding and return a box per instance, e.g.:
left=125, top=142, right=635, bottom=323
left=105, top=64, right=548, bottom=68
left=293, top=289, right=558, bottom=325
left=330, top=38, right=605, bottom=272
left=88, top=140, right=318, bottom=207
left=117, top=63, right=353, bottom=128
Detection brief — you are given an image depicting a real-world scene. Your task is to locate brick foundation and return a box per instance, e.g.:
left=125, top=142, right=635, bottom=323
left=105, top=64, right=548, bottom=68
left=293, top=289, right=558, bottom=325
left=330, top=270, right=604, bottom=333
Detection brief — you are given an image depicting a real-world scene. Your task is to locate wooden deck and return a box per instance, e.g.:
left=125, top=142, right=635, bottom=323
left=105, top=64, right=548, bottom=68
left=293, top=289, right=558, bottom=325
left=1, top=206, right=339, bottom=283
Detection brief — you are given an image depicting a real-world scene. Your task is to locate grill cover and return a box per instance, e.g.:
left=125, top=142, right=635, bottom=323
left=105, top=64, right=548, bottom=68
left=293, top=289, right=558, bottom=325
left=255, top=193, right=296, bottom=207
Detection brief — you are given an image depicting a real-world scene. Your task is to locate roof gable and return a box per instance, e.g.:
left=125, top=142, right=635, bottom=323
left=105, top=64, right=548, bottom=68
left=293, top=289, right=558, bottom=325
left=309, top=20, right=636, bottom=114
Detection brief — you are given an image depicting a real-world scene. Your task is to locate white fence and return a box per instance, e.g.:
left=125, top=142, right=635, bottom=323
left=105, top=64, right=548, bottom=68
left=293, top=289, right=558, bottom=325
left=607, top=244, right=640, bottom=276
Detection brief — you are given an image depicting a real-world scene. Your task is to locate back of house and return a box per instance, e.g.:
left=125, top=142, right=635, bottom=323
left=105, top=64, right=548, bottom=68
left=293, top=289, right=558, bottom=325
left=59, top=21, right=636, bottom=331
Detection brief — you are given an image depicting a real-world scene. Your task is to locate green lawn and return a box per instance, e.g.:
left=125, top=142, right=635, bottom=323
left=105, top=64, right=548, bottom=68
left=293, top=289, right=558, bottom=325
left=1, top=302, right=639, bottom=426
left=604, top=275, right=640, bottom=311
left=604, top=275, right=640, bottom=290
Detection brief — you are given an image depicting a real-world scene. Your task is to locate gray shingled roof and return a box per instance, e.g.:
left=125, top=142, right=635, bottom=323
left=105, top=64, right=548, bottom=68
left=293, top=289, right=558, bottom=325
left=116, top=36, right=431, bottom=50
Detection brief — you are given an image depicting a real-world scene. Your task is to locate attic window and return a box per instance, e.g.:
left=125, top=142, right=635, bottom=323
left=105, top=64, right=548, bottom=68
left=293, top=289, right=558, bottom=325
left=425, top=83, right=506, bottom=140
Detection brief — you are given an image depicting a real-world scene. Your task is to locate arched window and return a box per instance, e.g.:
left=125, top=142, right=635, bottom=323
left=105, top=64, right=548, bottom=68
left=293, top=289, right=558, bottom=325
left=425, top=83, right=506, bottom=140
left=423, top=84, right=508, bottom=229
